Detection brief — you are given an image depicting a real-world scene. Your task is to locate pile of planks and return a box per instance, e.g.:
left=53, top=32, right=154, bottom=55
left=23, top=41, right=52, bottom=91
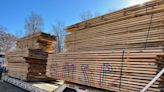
left=47, top=49, right=164, bottom=92
left=64, top=0, right=164, bottom=52
left=16, top=32, right=56, bottom=53
left=6, top=49, right=48, bottom=81
left=6, top=32, right=56, bottom=81
left=47, top=0, right=164, bottom=91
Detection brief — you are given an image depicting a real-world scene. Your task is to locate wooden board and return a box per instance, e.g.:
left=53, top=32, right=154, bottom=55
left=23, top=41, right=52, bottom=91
left=6, top=49, right=48, bottom=60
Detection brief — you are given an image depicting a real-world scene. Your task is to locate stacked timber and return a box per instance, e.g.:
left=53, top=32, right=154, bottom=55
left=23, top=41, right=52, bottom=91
left=6, top=32, right=56, bottom=81
left=47, top=0, right=164, bottom=91
left=47, top=49, right=164, bottom=92
left=6, top=49, right=49, bottom=81
left=64, top=0, right=164, bottom=52
left=16, top=32, right=56, bottom=53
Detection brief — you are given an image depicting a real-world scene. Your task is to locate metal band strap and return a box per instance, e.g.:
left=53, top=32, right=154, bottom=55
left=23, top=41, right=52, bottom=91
left=144, top=14, right=153, bottom=49
left=119, top=50, right=125, bottom=92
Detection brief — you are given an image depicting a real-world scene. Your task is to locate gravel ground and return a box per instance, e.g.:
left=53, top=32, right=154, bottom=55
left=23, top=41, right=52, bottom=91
left=0, top=81, right=28, bottom=92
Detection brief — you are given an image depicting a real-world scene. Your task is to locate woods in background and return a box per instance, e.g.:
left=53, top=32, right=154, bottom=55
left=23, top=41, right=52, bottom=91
left=79, top=10, right=100, bottom=21
left=24, top=12, right=44, bottom=35
left=0, top=25, right=17, bottom=52
left=52, top=21, right=67, bottom=53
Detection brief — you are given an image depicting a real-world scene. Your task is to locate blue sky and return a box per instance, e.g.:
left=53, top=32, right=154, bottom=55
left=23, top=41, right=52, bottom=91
left=0, top=0, right=135, bottom=36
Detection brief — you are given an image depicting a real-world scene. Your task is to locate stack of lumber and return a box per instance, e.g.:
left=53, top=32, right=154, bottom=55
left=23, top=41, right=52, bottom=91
left=6, top=32, right=56, bottom=81
left=46, top=0, right=164, bottom=91
left=6, top=49, right=49, bottom=81
left=16, top=32, right=56, bottom=53
left=47, top=49, right=164, bottom=92
left=64, top=0, right=164, bottom=52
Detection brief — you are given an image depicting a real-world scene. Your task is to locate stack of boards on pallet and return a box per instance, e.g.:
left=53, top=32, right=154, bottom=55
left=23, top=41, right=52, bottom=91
left=64, top=0, right=164, bottom=52
left=6, top=32, right=56, bottom=81
left=47, top=49, right=164, bottom=92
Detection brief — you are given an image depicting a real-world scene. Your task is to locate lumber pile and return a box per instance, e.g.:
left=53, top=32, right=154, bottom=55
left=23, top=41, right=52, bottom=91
left=6, top=32, right=56, bottom=81
left=46, top=0, right=164, bottom=91
left=16, top=32, right=56, bottom=53
left=6, top=49, right=48, bottom=81
left=64, top=0, right=164, bottom=52
left=47, top=49, right=164, bottom=92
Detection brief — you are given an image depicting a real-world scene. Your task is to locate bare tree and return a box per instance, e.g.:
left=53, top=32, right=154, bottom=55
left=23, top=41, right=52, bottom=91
left=0, top=25, right=17, bottom=52
left=94, top=12, right=101, bottom=17
left=24, top=12, right=44, bottom=35
left=52, top=21, right=67, bottom=53
left=108, top=8, right=116, bottom=13
left=79, top=11, right=93, bottom=21
left=79, top=10, right=100, bottom=21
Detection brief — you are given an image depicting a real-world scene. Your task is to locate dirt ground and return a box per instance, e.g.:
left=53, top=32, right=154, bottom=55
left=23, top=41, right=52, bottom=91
left=0, top=81, right=28, bottom=92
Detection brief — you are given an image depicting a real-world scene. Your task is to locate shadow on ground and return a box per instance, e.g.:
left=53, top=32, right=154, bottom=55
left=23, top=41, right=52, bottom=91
left=0, top=81, right=28, bottom=92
